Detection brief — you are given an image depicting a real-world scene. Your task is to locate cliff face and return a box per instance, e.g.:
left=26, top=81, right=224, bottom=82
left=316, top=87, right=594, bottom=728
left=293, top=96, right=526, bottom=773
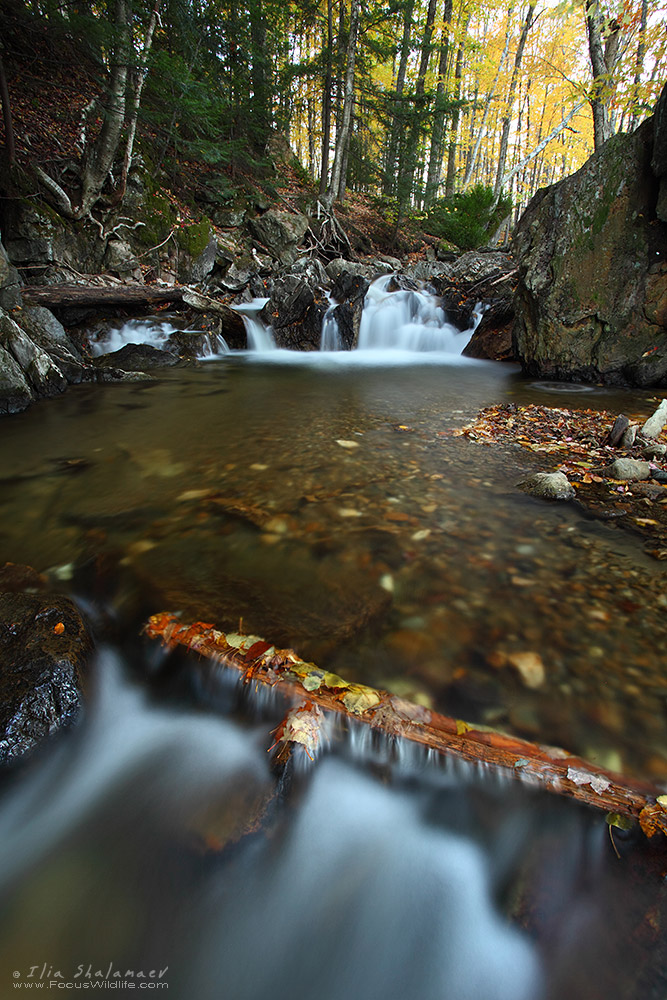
left=512, top=84, right=667, bottom=387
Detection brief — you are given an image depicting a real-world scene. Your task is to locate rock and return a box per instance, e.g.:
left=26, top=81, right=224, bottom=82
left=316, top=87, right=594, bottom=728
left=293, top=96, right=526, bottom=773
left=605, top=458, right=652, bottom=481
left=248, top=209, right=310, bottom=265
left=463, top=301, right=516, bottom=361
left=0, top=241, right=22, bottom=311
left=188, top=234, right=219, bottom=284
left=513, top=85, right=667, bottom=387
left=641, top=398, right=667, bottom=439
left=325, top=258, right=375, bottom=282
left=164, top=329, right=227, bottom=358
left=103, top=239, right=142, bottom=280
left=643, top=442, right=667, bottom=458
left=517, top=472, right=575, bottom=500
left=264, top=276, right=328, bottom=350
left=506, top=650, right=546, bottom=689
left=0, top=591, right=92, bottom=764
left=430, top=250, right=516, bottom=334
left=2, top=201, right=106, bottom=282
left=652, top=83, right=667, bottom=222
left=19, top=305, right=94, bottom=384
left=0, top=311, right=67, bottom=396
left=620, top=425, right=637, bottom=449
left=180, top=288, right=247, bottom=346
left=0, top=341, right=33, bottom=414
left=93, top=343, right=180, bottom=370
left=605, top=413, right=630, bottom=446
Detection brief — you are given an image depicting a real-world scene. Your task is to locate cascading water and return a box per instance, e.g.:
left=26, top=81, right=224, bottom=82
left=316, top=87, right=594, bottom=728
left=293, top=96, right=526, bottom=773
left=356, top=274, right=480, bottom=353
left=232, top=298, right=277, bottom=351
left=89, top=316, right=229, bottom=359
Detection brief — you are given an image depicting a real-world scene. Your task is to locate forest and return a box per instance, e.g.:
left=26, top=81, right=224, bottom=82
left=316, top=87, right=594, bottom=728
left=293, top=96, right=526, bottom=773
left=0, top=0, right=665, bottom=246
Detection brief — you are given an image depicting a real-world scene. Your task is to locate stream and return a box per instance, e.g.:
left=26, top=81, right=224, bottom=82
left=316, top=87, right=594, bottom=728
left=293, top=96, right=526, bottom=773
left=1, top=278, right=666, bottom=998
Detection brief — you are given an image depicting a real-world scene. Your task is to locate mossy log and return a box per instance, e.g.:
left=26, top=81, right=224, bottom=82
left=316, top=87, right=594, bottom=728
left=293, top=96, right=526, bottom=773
left=144, top=613, right=667, bottom=837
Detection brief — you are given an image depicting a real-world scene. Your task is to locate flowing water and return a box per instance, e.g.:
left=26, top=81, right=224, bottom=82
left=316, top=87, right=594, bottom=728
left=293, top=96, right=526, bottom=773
left=1, top=279, right=666, bottom=998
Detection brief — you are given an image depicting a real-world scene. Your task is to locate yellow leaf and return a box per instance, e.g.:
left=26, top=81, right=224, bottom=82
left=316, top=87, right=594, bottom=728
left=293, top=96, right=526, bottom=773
left=342, top=687, right=381, bottom=715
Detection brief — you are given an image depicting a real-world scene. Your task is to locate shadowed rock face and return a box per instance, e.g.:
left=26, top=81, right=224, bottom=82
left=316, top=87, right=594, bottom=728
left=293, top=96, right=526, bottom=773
left=513, top=84, right=667, bottom=387
left=0, top=589, right=92, bottom=764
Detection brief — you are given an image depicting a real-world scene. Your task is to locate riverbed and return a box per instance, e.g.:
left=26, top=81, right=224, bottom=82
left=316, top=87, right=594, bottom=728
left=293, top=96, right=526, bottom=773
left=1, top=332, right=666, bottom=997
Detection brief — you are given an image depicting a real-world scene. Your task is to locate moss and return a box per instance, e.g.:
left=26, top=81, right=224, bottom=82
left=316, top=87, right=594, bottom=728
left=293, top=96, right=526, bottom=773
left=175, top=218, right=212, bottom=258
left=137, top=191, right=178, bottom=248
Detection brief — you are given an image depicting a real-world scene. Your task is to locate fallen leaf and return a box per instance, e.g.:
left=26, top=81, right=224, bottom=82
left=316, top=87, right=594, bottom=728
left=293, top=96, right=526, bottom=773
left=53, top=622, right=65, bottom=635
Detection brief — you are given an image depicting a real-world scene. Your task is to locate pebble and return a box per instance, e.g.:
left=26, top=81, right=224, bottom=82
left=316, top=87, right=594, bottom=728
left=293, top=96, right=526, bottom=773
left=336, top=439, right=360, bottom=449
left=507, top=651, right=546, bottom=688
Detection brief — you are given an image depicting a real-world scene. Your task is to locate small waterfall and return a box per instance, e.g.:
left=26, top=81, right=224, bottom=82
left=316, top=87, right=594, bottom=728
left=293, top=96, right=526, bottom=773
left=320, top=296, right=342, bottom=351
left=357, top=275, right=479, bottom=352
left=232, top=299, right=277, bottom=352
left=89, top=317, right=229, bottom=359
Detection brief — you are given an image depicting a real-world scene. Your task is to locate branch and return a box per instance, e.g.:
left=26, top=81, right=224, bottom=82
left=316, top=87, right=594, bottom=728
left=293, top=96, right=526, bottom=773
left=500, top=100, right=587, bottom=190
left=143, top=613, right=667, bottom=837
left=32, top=164, right=77, bottom=218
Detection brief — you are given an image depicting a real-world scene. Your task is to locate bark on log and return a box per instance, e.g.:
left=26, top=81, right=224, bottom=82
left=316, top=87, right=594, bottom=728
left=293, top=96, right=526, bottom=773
left=144, top=613, right=667, bottom=837
left=22, top=285, right=185, bottom=309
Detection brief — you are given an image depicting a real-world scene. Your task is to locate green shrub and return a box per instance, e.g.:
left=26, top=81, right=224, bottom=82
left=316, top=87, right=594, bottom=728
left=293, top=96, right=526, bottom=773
left=426, top=185, right=512, bottom=250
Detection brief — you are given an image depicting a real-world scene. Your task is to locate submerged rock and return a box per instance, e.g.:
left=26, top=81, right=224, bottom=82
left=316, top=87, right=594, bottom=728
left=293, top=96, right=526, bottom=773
left=93, top=342, right=181, bottom=371
left=0, top=589, right=92, bottom=764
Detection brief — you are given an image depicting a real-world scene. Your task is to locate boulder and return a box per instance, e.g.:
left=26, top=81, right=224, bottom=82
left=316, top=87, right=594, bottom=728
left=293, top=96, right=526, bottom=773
left=605, top=458, right=652, bottom=482
left=18, top=304, right=95, bottom=384
left=263, top=276, right=328, bottom=350
left=93, top=342, right=180, bottom=370
left=429, top=250, right=517, bottom=335
left=463, top=301, right=515, bottom=361
left=0, top=342, right=33, bottom=414
left=248, top=209, right=310, bottom=265
left=0, top=241, right=22, bottom=311
left=330, top=272, right=370, bottom=350
left=517, top=472, right=575, bottom=500
left=0, top=589, right=92, bottom=764
left=0, top=311, right=67, bottom=396
left=513, top=86, right=667, bottom=387
left=103, top=238, right=143, bottom=280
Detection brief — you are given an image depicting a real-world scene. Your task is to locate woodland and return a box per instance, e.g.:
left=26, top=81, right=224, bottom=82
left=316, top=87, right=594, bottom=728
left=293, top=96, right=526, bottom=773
left=0, top=0, right=664, bottom=247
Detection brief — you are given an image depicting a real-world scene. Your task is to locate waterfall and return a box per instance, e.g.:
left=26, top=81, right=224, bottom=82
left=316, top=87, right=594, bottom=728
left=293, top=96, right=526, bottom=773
left=356, top=275, right=479, bottom=352
left=233, top=298, right=277, bottom=352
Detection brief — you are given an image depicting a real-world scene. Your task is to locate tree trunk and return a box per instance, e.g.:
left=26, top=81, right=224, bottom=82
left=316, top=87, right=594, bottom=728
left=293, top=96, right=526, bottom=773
left=395, top=0, right=438, bottom=215
left=318, top=0, right=334, bottom=194
left=629, top=0, right=648, bottom=131
left=462, top=4, right=514, bottom=190
left=143, top=613, right=667, bottom=837
left=423, top=0, right=454, bottom=209
left=249, top=0, right=271, bottom=152
left=383, top=0, right=414, bottom=196
left=78, top=0, right=131, bottom=217
left=493, top=1, right=535, bottom=201
left=585, top=0, right=617, bottom=150
left=445, top=26, right=467, bottom=196
left=0, top=52, right=15, bottom=165
left=499, top=98, right=586, bottom=190
left=329, top=0, right=360, bottom=201
left=117, top=0, right=160, bottom=204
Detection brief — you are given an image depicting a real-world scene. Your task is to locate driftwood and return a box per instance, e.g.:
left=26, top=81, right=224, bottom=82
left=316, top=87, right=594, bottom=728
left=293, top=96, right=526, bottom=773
left=144, top=613, right=667, bottom=837
left=22, top=284, right=185, bottom=309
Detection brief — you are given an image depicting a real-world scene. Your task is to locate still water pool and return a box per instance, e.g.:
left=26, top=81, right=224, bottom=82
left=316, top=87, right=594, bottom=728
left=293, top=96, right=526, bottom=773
left=0, top=344, right=666, bottom=999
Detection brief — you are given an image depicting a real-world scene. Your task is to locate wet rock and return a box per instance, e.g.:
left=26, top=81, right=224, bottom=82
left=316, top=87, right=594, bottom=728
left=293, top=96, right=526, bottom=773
left=605, top=414, right=630, bottom=446
left=93, top=343, right=180, bottom=371
left=0, top=591, right=92, bottom=764
left=264, top=276, right=328, bottom=350
left=0, top=311, right=67, bottom=397
left=430, top=250, right=516, bottom=335
left=463, top=301, right=515, bottom=361
left=513, top=84, right=667, bottom=387
left=387, top=274, right=420, bottom=293
left=0, top=341, right=33, bottom=414
left=0, top=241, right=22, bottom=311
left=330, top=272, right=370, bottom=350
left=517, top=472, right=575, bottom=500
left=164, top=330, right=226, bottom=358
left=506, top=651, right=546, bottom=689
left=605, top=458, right=652, bottom=482
left=325, top=258, right=375, bottom=282
left=19, top=304, right=94, bottom=384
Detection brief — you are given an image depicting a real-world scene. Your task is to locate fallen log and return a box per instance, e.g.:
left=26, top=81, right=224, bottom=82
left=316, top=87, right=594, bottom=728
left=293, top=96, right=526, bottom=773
left=22, top=284, right=185, bottom=309
left=144, top=613, right=667, bottom=837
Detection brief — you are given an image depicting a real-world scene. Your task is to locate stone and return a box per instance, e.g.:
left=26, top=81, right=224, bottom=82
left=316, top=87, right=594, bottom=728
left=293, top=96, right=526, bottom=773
left=507, top=651, right=546, bottom=689
left=247, top=209, right=310, bottom=265
left=430, top=250, right=516, bottom=335
left=104, top=238, right=142, bottom=279
left=0, top=342, right=33, bottom=414
left=0, top=241, right=22, bottom=311
left=0, top=591, right=92, bottom=764
left=188, top=234, right=219, bottom=284
left=325, top=258, right=375, bottom=282
left=0, top=313, right=67, bottom=397
left=641, top=398, right=667, bottom=439
left=463, top=301, right=516, bottom=361
left=643, top=442, right=667, bottom=458
left=513, top=85, right=667, bottom=387
left=605, top=458, right=652, bottom=481
left=517, top=472, right=575, bottom=500
left=93, top=343, right=181, bottom=370
left=18, top=304, right=94, bottom=384
left=264, top=276, right=328, bottom=350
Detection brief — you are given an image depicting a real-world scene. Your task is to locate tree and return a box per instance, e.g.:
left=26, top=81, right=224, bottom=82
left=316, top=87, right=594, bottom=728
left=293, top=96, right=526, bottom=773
left=584, top=0, right=621, bottom=149
left=493, top=1, right=536, bottom=200
left=329, top=0, right=360, bottom=201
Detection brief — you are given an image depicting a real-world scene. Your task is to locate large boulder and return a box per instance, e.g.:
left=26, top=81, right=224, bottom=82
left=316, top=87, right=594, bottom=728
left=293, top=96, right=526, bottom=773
left=248, top=209, right=310, bottom=265
left=513, top=89, right=667, bottom=386
left=0, top=341, right=33, bottom=414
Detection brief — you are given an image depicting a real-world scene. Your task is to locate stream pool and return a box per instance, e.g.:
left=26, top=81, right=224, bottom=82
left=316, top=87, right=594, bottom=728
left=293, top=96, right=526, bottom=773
left=0, top=337, right=666, bottom=997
